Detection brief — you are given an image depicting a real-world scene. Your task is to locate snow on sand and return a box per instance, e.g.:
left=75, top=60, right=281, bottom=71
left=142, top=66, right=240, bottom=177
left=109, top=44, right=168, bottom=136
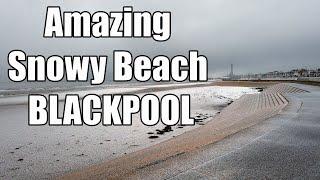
left=0, top=84, right=257, bottom=179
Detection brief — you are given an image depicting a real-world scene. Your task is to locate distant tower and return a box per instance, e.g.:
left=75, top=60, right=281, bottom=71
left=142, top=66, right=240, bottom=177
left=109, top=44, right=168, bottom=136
left=229, top=64, right=234, bottom=78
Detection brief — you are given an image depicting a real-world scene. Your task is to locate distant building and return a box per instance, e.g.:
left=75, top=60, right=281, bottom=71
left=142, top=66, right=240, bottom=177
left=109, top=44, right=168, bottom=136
left=229, top=64, right=234, bottom=78
left=235, top=67, right=320, bottom=80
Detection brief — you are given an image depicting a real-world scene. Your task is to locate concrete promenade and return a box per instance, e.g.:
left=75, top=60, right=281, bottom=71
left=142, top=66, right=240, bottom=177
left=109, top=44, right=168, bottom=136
left=62, top=83, right=320, bottom=179
left=132, top=83, right=320, bottom=179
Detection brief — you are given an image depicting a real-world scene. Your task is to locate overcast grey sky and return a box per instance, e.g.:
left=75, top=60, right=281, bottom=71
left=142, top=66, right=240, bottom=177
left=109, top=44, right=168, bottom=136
left=1, top=0, right=320, bottom=84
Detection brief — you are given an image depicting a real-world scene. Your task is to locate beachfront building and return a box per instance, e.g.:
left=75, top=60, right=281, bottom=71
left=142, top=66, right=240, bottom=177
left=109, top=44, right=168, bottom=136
left=233, top=67, right=320, bottom=81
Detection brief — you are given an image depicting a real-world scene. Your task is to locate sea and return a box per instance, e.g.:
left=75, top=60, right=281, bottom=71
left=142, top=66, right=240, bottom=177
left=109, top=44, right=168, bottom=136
left=0, top=80, right=177, bottom=97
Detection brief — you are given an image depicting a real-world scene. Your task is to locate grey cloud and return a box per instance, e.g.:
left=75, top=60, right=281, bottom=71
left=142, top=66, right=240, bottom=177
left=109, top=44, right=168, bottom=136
left=1, top=0, right=320, bottom=84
